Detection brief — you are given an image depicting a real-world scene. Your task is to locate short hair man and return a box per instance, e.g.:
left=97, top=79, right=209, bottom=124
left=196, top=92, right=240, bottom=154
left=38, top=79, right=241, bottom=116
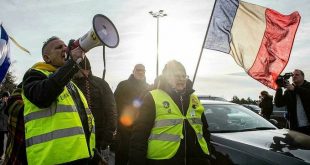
left=275, top=69, right=310, bottom=135
left=21, top=36, right=95, bottom=164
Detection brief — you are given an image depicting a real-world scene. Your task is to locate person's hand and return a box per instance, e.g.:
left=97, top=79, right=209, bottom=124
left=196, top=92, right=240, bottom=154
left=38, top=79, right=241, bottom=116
left=91, top=148, right=108, bottom=165
left=285, top=83, right=295, bottom=91
left=70, top=47, right=85, bottom=63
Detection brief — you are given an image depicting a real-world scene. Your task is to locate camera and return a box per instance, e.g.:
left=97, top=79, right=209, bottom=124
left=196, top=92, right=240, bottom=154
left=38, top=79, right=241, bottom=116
left=276, top=72, right=293, bottom=87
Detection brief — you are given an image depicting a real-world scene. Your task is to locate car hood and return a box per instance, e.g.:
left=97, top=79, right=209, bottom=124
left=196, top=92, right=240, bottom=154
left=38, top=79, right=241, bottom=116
left=212, top=129, right=310, bottom=163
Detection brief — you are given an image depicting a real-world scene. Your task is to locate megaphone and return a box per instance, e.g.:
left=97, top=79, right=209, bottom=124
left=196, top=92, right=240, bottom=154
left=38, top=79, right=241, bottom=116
left=70, top=14, right=119, bottom=52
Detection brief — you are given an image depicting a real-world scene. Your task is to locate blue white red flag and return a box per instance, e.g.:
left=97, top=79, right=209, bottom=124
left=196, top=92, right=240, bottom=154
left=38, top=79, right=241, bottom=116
left=204, top=0, right=301, bottom=89
left=0, top=24, right=11, bottom=83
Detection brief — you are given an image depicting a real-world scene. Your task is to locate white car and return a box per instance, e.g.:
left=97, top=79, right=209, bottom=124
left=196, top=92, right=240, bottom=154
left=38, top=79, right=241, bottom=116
left=202, top=100, right=310, bottom=165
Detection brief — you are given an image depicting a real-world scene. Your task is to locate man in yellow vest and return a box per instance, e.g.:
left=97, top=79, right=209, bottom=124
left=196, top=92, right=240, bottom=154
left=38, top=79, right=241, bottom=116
left=129, top=60, right=212, bottom=165
left=22, top=36, right=95, bottom=164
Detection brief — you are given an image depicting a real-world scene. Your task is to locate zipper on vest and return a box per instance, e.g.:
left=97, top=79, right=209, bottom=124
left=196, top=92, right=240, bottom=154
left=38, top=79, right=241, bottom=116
left=180, top=95, right=187, bottom=165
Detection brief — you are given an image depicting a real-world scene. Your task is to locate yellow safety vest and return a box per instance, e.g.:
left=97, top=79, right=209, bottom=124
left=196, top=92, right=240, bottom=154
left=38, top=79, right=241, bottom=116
left=22, top=69, right=95, bottom=165
left=147, top=89, right=209, bottom=159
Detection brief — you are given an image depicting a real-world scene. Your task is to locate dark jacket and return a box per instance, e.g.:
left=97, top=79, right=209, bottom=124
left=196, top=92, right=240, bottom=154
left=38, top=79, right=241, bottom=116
left=3, top=87, right=27, bottom=165
left=23, top=60, right=79, bottom=108
left=275, top=80, right=310, bottom=129
left=259, top=95, right=273, bottom=119
left=114, top=74, right=150, bottom=164
left=73, top=73, right=117, bottom=149
left=0, top=100, right=8, bottom=132
left=128, top=77, right=212, bottom=165
left=114, top=74, right=150, bottom=118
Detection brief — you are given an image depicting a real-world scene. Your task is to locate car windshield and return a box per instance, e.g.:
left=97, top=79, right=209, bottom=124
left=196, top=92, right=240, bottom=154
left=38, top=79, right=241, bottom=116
left=198, top=96, right=227, bottom=102
left=203, top=104, right=276, bottom=133
left=247, top=105, right=260, bottom=110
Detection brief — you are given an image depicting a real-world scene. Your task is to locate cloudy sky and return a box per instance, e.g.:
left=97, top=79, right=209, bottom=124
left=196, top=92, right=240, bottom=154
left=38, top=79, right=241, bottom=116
left=1, top=0, right=309, bottom=100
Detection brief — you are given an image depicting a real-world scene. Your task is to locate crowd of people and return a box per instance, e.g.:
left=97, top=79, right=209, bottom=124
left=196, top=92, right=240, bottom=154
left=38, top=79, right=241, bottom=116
left=0, top=36, right=216, bottom=165
left=0, top=35, right=309, bottom=165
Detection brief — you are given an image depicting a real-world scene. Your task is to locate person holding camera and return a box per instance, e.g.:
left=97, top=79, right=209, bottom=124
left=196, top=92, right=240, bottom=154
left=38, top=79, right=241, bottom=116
left=275, top=69, right=310, bottom=135
left=258, top=91, right=273, bottom=120
left=22, top=36, right=96, bottom=164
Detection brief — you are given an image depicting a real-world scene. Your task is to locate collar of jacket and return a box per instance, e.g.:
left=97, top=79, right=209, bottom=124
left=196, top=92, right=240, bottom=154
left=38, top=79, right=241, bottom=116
left=302, top=80, right=310, bottom=86
left=31, top=62, right=57, bottom=72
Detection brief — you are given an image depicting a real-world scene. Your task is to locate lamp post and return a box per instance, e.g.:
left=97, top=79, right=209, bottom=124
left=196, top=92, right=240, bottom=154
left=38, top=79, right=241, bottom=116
left=149, top=10, right=167, bottom=77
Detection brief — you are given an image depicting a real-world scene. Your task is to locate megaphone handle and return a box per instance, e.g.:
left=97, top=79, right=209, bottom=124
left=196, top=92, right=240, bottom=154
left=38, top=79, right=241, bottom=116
left=66, top=39, right=75, bottom=61
left=66, top=39, right=88, bottom=79
left=102, top=46, right=106, bottom=80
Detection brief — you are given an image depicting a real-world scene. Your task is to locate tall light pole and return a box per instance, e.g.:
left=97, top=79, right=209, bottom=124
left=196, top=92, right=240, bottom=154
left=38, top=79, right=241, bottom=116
left=149, top=10, right=167, bottom=77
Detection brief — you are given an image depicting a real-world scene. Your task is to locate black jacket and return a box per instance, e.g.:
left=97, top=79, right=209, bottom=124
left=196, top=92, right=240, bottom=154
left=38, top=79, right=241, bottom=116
left=23, top=60, right=79, bottom=108
left=259, top=95, right=273, bottom=119
left=73, top=73, right=117, bottom=149
left=114, top=74, right=150, bottom=117
left=114, top=74, right=149, bottom=138
left=128, top=77, right=212, bottom=165
left=275, top=80, right=310, bottom=129
left=113, top=74, right=150, bottom=163
left=0, top=100, right=8, bottom=132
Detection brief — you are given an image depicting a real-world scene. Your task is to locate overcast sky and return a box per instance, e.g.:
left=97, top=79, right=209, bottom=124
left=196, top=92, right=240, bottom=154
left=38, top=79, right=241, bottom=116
left=1, top=0, right=309, bottom=100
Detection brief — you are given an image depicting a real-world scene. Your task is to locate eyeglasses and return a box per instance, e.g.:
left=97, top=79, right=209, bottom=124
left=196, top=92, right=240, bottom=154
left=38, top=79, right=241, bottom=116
left=173, top=74, right=189, bottom=80
left=135, top=69, right=146, bottom=72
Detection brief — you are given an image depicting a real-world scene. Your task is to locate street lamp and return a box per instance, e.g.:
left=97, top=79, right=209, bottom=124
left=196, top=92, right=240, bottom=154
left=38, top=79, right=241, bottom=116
left=149, top=10, right=167, bottom=77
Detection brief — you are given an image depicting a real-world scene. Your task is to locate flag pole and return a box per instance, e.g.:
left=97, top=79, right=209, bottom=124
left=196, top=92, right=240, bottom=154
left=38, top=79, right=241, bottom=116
left=0, top=23, right=30, bottom=55
left=192, top=0, right=217, bottom=85
left=102, top=46, right=106, bottom=80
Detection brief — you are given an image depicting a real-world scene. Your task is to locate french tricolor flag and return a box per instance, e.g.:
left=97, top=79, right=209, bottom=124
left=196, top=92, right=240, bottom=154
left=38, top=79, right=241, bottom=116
left=0, top=24, right=11, bottom=83
left=204, top=0, right=301, bottom=89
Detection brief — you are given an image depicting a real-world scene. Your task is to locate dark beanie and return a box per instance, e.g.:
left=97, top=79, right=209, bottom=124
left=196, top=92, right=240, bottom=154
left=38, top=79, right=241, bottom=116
left=79, top=57, right=91, bottom=70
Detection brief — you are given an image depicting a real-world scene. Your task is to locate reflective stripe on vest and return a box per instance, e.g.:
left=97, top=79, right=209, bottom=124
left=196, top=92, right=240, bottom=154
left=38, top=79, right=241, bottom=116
left=153, top=118, right=183, bottom=127
left=188, top=118, right=203, bottom=125
left=24, top=105, right=91, bottom=123
left=26, top=127, right=84, bottom=147
left=149, top=133, right=181, bottom=142
left=147, top=89, right=209, bottom=159
left=25, top=126, right=96, bottom=148
left=22, top=68, right=96, bottom=165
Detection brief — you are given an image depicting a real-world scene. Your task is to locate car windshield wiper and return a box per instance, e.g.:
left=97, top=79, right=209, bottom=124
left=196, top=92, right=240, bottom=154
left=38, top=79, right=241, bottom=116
left=211, top=127, right=276, bottom=133
left=239, top=127, right=276, bottom=131
left=211, top=130, right=241, bottom=133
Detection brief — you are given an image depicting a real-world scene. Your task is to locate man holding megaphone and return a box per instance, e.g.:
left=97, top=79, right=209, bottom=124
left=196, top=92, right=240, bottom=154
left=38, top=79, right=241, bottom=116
left=21, top=36, right=96, bottom=164
left=17, top=13, right=119, bottom=164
